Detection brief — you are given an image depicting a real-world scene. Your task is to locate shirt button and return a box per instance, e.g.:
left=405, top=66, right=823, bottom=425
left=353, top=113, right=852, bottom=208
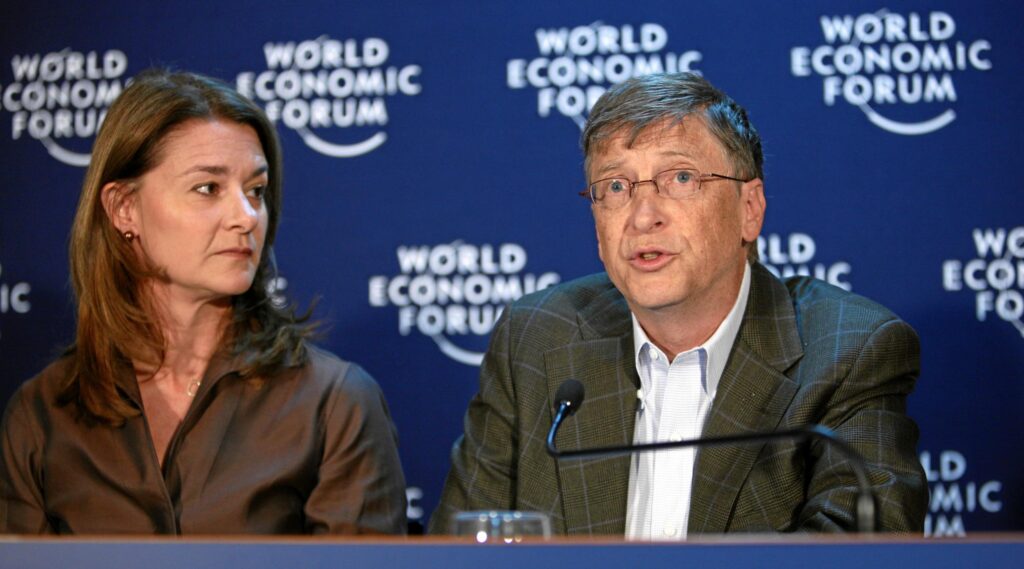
left=650, top=350, right=659, bottom=361
left=663, top=526, right=678, bottom=537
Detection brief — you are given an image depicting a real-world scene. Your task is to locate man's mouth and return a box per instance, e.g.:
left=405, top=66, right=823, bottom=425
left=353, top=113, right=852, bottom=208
left=629, top=249, right=674, bottom=270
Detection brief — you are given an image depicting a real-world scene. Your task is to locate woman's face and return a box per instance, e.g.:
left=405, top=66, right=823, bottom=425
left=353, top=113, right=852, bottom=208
left=127, top=118, right=269, bottom=305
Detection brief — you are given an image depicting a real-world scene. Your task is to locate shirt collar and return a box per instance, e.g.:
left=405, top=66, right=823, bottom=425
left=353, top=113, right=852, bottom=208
left=631, top=262, right=751, bottom=399
left=113, top=344, right=268, bottom=406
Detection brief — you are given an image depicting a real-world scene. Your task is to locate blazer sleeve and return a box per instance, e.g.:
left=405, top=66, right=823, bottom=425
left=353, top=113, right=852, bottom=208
left=428, top=309, right=519, bottom=534
left=797, top=318, right=928, bottom=532
left=304, top=363, right=408, bottom=535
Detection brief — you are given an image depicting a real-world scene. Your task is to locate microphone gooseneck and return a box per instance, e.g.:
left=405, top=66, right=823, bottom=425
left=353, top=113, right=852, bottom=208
left=544, top=379, right=877, bottom=533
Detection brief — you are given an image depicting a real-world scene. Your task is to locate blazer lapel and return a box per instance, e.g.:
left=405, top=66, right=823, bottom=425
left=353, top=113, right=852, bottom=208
left=542, top=282, right=639, bottom=535
left=688, top=264, right=804, bottom=534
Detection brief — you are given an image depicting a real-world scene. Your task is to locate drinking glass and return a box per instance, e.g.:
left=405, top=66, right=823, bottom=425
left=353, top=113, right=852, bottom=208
left=452, top=510, right=552, bottom=543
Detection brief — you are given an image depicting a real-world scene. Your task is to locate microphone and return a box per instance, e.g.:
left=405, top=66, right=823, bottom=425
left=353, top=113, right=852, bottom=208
left=547, top=379, right=585, bottom=454
left=545, top=379, right=877, bottom=533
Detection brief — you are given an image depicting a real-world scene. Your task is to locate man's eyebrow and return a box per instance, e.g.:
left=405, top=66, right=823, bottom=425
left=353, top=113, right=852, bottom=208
left=591, top=151, right=699, bottom=179
left=656, top=150, right=697, bottom=160
left=592, top=161, right=624, bottom=178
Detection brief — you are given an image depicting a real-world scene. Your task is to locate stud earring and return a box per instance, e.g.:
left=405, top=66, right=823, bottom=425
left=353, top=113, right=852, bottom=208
left=123, top=231, right=135, bottom=242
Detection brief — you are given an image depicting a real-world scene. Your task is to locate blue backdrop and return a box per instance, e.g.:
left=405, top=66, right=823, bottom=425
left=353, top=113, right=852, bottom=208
left=0, top=0, right=1020, bottom=535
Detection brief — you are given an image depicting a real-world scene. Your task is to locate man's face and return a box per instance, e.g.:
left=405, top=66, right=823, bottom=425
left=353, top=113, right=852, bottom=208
left=589, top=116, right=765, bottom=323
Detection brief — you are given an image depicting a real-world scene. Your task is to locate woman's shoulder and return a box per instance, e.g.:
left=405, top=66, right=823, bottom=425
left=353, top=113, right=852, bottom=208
left=290, top=345, right=394, bottom=430
left=9, top=355, right=74, bottom=405
left=296, top=344, right=382, bottom=398
left=1, top=354, right=74, bottom=429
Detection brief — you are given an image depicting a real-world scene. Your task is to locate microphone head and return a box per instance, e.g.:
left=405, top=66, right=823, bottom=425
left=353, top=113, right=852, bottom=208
left=554, top=379, right=585, bottom=416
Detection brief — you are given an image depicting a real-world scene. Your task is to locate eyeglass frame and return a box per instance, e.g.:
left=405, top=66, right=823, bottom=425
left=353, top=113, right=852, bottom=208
left=579, top=167, right=753, bottom=209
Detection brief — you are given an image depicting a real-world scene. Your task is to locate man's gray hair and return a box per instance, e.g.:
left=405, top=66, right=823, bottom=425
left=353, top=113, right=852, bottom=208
left=581, top=72, right=763, bottom=183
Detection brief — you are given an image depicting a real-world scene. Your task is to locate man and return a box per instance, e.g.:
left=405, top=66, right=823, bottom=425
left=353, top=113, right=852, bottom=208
left=430, top=72, right=927, bottom=537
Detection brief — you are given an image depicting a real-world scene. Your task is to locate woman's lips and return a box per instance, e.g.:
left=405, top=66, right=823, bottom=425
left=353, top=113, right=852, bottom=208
left=218, top=247, right=253, bottom=257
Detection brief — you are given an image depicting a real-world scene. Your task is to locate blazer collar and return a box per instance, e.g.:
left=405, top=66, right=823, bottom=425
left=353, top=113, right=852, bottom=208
left=543, top=276, right=637, bottom=534
left=544, top=266, right=805, bottom=535
left=687, top=263, right=805, bottom=534
left=577, top=278, right=633, bottom=340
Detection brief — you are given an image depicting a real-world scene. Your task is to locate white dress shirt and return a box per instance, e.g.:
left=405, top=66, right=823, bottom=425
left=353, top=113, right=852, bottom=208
left=625, top=263, right=751, bottom=540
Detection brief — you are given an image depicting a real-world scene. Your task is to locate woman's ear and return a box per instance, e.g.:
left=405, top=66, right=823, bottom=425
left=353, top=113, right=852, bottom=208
left=100, top=181, right=138, bottom=236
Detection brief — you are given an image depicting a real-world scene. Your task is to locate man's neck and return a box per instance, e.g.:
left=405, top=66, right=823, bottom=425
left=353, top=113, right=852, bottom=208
left=633, top=263, right=748, bottom=357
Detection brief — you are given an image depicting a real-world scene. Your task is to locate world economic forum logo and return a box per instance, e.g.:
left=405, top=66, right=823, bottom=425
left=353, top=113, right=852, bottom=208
left=920, top=449, right=1003, bottom=537
left=0, top=261, right=32, bottom=342
left=368, top=242, right=560, bottom=366
left=942, top=227, right=1024, bottom=338
left=757, top=232, right=853, bottom=291
left=237, top=35, right=422, bottom=158
left=791, top=10, right=992, bottom=135
left=507, top=21, right=702, bottom=130
left=0, top=49, right=127, bottom=166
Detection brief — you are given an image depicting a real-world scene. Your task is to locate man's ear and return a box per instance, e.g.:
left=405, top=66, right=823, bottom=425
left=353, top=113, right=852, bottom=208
left=739, top=177, right=766, bottom=245
left=100, top=182, right=138, bottom=235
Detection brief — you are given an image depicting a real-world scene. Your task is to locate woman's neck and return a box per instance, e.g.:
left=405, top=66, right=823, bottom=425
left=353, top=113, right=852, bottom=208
left=141, top=283, right=233, bottom=378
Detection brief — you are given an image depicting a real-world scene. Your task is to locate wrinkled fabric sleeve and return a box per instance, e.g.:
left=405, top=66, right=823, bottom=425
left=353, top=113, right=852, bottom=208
left=304, top=364, right=408, bottom=534
left=0, top=386, right=54, bottom=534
left=797, top=319, right=928, bottom=532
left=428, top=310, right=518, bottom=534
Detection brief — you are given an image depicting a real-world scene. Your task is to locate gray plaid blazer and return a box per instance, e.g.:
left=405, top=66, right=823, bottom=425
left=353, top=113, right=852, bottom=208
left=429, top=263, right=927, bottom=535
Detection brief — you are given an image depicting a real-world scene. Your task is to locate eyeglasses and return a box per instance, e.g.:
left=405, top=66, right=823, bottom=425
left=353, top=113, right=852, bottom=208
left=580, top=168, right=751, bottom=210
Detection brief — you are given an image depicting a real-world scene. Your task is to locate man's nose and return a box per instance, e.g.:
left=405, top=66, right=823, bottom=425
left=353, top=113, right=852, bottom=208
left=627, top=180, right=666, bottom=232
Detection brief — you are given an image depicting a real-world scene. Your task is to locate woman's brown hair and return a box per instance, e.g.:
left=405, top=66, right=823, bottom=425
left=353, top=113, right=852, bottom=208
left=61, top=68, right=310, bottom=425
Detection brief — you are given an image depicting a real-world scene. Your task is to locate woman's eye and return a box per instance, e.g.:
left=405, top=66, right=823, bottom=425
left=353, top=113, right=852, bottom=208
left=194, top=183, right=217, bottom=195
left=249, top=185, right=267, bottom=199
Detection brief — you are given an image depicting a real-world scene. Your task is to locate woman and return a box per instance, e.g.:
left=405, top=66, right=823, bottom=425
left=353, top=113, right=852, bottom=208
left=0, top=69, right=407, bottom=534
